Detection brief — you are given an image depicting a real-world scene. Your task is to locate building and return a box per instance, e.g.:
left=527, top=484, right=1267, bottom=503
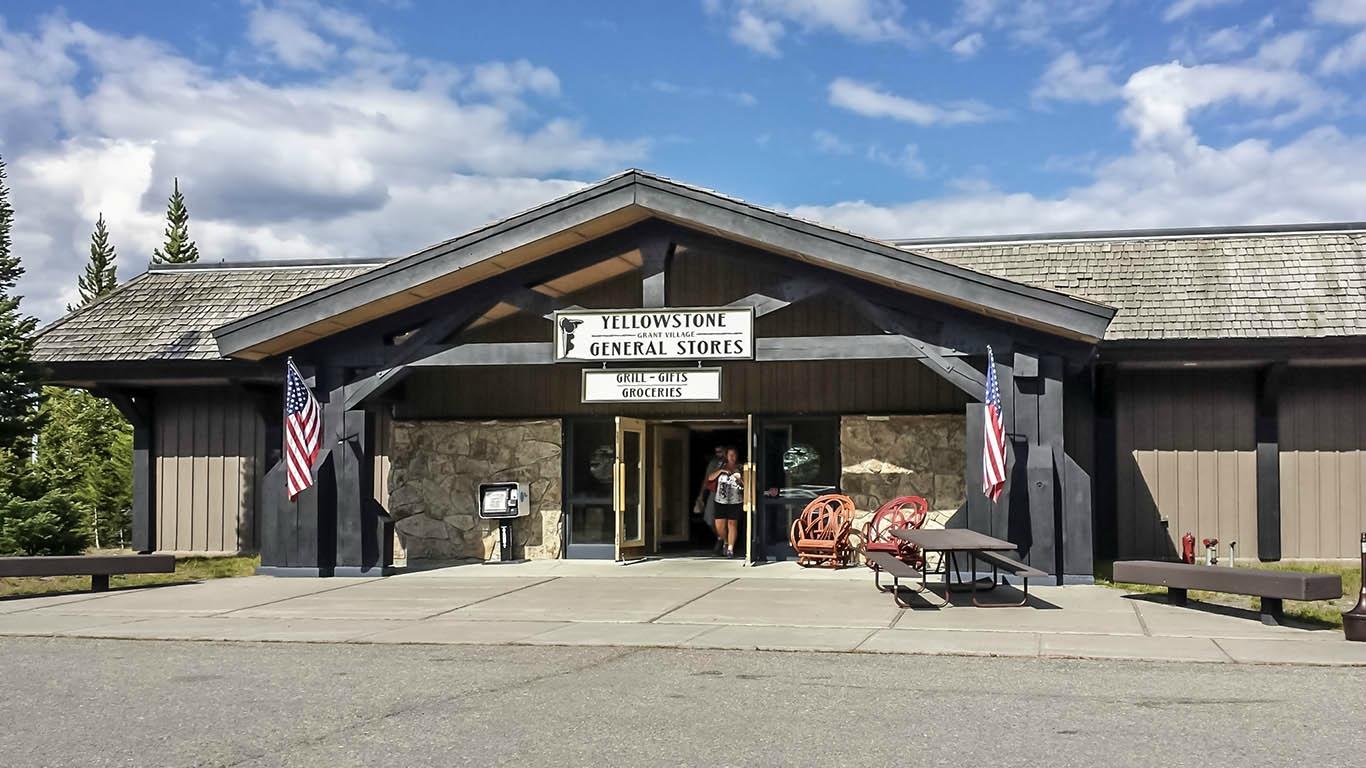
left=35, top=170, right=1366, bottom=580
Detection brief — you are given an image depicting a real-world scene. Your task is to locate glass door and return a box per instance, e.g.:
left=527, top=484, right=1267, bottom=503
left=614, top=417, right=647, bottom=561
left=755, top=417, right=841, bottom=562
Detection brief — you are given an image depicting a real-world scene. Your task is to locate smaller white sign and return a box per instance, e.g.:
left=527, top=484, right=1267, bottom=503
left=582, top=368, right=722, bottom=403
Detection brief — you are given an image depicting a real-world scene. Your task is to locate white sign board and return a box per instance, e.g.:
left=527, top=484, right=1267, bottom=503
left=553, top=307, right=753, bottom=362
left=582, top=368, right=722, bottom=403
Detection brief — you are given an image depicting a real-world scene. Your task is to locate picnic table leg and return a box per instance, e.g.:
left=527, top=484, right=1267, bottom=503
left=1259, top=597, right=1284, bottom=626
left=1168, top=587, right=1187, bottom=606
left=91, top=574, right=110, bottom=593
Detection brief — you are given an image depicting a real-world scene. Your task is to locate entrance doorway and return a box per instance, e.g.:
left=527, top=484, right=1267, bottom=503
left=658, top=420, right=747, bottom=557
left=563, top=417, right=753, bottom=562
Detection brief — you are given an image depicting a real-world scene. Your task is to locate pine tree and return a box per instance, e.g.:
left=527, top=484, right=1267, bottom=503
left=0, top=155, right=43, bottom=452
left=151, top=177, right=199, bottom=264
left=36, top=387, right=131, bottom=549
left=71, top=213, right=118, bottom=311
left=0, top=155, right=82, bottom=555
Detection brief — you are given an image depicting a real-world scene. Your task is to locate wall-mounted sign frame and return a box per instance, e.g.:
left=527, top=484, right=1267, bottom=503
left=553, top=307, right=754, bottom=363
left=582, top=367, right=723, bottom=403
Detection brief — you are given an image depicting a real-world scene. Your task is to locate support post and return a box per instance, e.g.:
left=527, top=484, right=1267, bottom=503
left=1256, top=364, right=1285, bottom=561
left=1094, top=364, right=1119, bottom=561
left=1038, top=356, right=1065, bottom=582
left=97, top=389, right=155, bottom=553
left=330, top=404, right=391, bottom=576
left=1062, top=366, right=1095, bottom=581
left=257, top=367, right=336, bottom=576
left=963, top=402, right=986, bottom=532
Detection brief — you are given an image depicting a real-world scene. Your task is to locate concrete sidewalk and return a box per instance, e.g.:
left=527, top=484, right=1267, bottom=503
left=2, top=558, right=1363, bottom=665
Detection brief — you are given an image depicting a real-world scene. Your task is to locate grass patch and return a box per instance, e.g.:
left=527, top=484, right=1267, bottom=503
left=1096, top=559, right=1360, bottom=629
left=0, top=553, right=259, bottom=599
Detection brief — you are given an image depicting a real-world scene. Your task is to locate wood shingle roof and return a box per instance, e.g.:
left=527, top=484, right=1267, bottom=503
left=908, top=229, right=1366, bottom=341
left=32, top=224, right=1366, bottom=367
left=34, top=262, right=381, bottom=363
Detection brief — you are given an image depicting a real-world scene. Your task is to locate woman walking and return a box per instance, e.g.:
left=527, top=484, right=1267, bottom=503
left=709, top=446, right=744, bottom=559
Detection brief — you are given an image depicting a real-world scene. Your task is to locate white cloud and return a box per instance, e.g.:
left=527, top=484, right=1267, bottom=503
left=790, top=127, right=1366, bottom=238
left=957, top=0, right=1116, bottom=50
left=866, top=143, right=927, bottom=177
left=1121, top=60, right=1330, bottom=145
left=828, top=77, right=999, bottom=126
left=1163, top=0, right=1243, bottom=23
left=647, top=79, right=758, bottom=106
left=1312, top=0, right=1366, bottom=25
left=245, top=0, right=389, bottom=71
left=1202, top=25, right=1255, bottom=56
left=812, top=129, right=854, bottom=155
left=0, top=11, right=644, bottom=321
left=950, top=32, right=984, bottom=58
left=713, top=0, right=915, bottom=56
left=1032, top=51, right=1120, bottom=105
left=787, top=47, right=1362, bottom=241
left=247, top=3, right=335, bottom=69
left=729, top=9, right=784, bottom=56
left=1321, top=30, right=1366, bottom=73
left=465, top=60, right=560, bottom=99
left=1256, top=31, right=1313, bottom=68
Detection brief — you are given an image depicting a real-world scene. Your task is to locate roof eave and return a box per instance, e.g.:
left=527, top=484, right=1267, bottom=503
left=213, top=170, right=1117, bottom=359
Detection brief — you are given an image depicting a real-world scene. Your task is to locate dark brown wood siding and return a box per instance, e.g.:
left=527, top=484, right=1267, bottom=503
left=396, top=358, right=969, bottom=420
left=459, top=240, right=881, bottom=344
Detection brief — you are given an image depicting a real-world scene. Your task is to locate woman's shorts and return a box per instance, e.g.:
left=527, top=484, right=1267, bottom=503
left=713, top=503, right=743, bottom=521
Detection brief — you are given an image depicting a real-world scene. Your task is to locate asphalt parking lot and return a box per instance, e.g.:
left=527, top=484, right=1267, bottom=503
left=2, top=636, right=1362, bottom=767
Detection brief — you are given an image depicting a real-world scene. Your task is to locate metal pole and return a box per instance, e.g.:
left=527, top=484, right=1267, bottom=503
left=1344, top=532, right=1366, bottom=642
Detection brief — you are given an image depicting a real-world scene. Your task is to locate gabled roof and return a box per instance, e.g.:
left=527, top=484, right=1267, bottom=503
left=910, top=226, right=1366, bottom=341
left=34, top=260, right=383, bottom=363
left=211, top=170, right=1116, bottom=359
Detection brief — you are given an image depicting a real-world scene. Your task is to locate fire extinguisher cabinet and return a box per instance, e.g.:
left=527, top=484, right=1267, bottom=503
left=1345, top=533, right=1366, bottom=642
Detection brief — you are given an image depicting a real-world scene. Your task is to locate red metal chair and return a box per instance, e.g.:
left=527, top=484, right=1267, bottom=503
left=789, top=494, right=856, bottom=568
left=862, top=496, right=929, bottom=569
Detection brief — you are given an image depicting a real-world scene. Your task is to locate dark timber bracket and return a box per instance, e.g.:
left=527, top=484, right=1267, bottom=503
left=1256, top=363, right=1286, bottom=561
left=725, top=279, right=826, bottom=318
left=640, top=234, right=673, bottom=308
left=338, top=222, right=683, bottom=410
left=842, top=293, right=987, bottom=401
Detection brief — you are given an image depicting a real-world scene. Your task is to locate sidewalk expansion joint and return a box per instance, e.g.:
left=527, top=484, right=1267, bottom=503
left=646, top=578, right=737, bottom=623
left=213, top=579, right=382, bottom=617
left=1209, top=638, right=1237, bottom=663
left=1130, top=601, right=1152, bottom=637
left=422, top=576, right=559, bottom=619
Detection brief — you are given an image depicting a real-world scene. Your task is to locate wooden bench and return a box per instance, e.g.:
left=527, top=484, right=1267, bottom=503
left=970, top=551, right=1046, bottom=607
left=0, top=554, right=176, bottom=593
left=1113, top=560, right=1343, bottom=625
left=865, top=550, right=938, bottom=607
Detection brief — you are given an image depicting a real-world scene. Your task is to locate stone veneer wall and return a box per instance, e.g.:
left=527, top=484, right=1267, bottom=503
left=840, top=415, right=967, bottom=544
left=387, top=419, right=563, bottom=562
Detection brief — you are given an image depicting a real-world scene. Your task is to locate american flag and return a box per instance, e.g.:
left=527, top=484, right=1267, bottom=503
left=284, top=359, right=321, bottom=500
left=982, top=346, right=1008, bottom=502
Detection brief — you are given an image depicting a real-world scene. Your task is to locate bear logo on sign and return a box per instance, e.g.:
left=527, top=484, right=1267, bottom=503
left=559, top=317, right=584, bottom=356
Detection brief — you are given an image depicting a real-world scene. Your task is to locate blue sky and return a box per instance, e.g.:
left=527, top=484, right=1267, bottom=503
left=2, top=0, right=1365, bottom=319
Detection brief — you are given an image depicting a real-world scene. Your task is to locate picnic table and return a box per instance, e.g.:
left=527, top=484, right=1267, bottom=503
left=890, top=528, right=1044, bottom=607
